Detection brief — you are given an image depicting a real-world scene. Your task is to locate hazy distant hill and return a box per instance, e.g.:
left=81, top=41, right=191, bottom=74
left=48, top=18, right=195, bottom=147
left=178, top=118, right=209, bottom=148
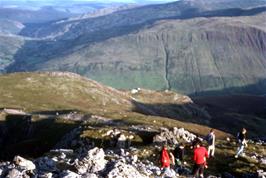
left=19, top=0, right=266, bottom=39
left=1, top=0, right=266, bottom=95
left=0, top=19, right=24, bottom=34
left=0, top=35, right=25, bottom=73
left=0, top=7, right=74, bottom=24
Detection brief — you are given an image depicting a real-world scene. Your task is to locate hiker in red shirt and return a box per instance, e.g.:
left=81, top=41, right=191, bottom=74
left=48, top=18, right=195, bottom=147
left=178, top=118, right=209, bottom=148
left=193, top=140, right=209, bottom=178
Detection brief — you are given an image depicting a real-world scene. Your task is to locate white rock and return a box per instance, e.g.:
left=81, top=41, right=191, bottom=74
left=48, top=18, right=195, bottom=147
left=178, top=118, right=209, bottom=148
left=260, top=157, right=266, bottom=165
left=131, top=88, right=139, bottom=94
left=81, top=173, right=98, bottom=178
left=6, top=169, right=25, bottom=178
left=75, top=147, right=107, bottom=174
left=60, top=170, right=81, bottom=178
left=39, top=172, right=53, bottom=178
left=257, top=169, right=266, bottom=178
left=13, top=156, right=36, bottom=171
left=107, top=162, right=148, bottom=178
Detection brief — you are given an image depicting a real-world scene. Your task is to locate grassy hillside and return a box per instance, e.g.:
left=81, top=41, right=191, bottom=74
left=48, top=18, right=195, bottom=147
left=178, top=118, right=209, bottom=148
left=0, top=72, right=225, bottom=159
left=0, top=72, right=220, bottom=135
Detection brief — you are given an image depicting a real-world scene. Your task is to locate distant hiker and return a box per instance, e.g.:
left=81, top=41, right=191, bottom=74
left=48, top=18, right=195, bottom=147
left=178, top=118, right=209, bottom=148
left=160, top=145, right=175, bottom=177
left=103, top=128, right=121, bottom=147
left=235, top=128, right=247, bottom=158
left=191, top=137, right=200, bottom=149
left=192, top=140, right=208, bottom=178
left=205, top=129, right=215, bottom=157
left=174, top=143, right=186, bottom=167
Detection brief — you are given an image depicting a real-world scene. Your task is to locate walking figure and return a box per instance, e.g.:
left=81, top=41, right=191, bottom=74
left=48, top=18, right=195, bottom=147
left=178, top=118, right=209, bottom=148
left=205, top=129, right=215, bottom=157
left=192, top=140, right=208, bottom=178
left=235, top=128, right=247, bottom=158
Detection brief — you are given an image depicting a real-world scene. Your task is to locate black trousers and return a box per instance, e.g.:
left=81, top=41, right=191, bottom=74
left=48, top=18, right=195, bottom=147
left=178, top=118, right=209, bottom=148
left=193, top=163, right=205, bottom=177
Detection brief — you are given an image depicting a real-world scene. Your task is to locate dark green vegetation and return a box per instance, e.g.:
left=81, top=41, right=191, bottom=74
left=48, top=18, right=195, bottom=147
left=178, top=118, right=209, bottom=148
left=0, top=0, right=265, bottom=95
left=0, top=72, right=265, bottom=176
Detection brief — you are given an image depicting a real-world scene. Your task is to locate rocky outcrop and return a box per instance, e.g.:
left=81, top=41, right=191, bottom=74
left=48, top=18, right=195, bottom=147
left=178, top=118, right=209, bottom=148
left=0, top=126, right=265, bottom=178
left=0, top=157, right=35, bottom=178
left=153, top=127, right=197, bottom=145
left=107, top=162, right=149, bottom=178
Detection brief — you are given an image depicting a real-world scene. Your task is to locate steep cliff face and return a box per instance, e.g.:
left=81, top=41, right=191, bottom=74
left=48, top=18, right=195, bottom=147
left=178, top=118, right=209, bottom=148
left=10, top=14, right=266, bottom=94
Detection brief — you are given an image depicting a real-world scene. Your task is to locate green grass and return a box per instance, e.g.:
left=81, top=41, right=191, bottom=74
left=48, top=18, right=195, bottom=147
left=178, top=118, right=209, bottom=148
left=87, top=70, right=166, bottom=90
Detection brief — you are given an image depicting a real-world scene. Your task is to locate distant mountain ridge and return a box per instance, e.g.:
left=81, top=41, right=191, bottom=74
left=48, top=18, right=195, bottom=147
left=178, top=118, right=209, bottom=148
left=18, top=0, right=266, bottom=39
left=1, top=0, right=266, bottom=95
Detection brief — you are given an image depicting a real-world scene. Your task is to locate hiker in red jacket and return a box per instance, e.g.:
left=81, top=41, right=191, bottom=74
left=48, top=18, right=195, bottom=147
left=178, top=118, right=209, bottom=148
left=160, top=144, right=175, bottom=177
left=193, top=140, right=209, bottom=178
left=160, top=145, right=171, bottom=168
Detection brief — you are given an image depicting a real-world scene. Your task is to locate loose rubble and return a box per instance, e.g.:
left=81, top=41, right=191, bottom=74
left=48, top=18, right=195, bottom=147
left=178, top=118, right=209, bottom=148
left=0, top=127, right=265, bottom=178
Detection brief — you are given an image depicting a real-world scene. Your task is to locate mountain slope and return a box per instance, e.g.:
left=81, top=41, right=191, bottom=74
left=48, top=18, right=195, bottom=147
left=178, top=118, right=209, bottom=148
left=0, top=19, right=24, bottom=34
left=2, top=0, right=266, bottom=95
left=7, top=13, right=266, bottom=95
